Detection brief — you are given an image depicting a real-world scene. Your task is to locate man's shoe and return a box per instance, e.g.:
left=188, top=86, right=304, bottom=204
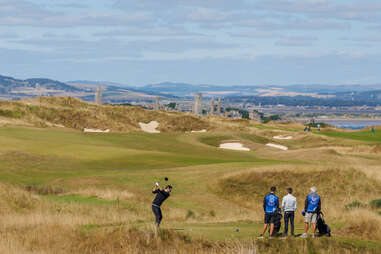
left=257, top=234, right=264, bottom=239
left=300, top=233, right=307, bottom=238
left=311, top=234, right=315, bottom=238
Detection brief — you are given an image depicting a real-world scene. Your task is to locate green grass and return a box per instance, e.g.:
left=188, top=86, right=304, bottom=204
left=318, top=129, right=381, bottom=143
left=1, top=125, right=380, bottom=252
left=0, top=127, right=275, bottom=187
left=45, top=194, right=114, bottom=206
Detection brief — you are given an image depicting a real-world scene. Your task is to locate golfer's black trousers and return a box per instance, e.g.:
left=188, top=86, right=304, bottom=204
left=152, top=205, right=163, bottom=225
left=284, top=211, right=295, bottom=235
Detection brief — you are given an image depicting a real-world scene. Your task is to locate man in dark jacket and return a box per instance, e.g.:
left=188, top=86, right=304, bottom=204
left=152, top=183, right=172, bottom=229
left=301, top=186, right=321, bottom=238
left=258, top=186, right=279, bottom=238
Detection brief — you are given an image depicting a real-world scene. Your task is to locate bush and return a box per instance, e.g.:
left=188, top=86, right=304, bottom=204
left=344, top=201, right=365, bottom=210
left=25, top=185, right=65, bottom=196
left=186, top=210, right=196, bottom=219
left=370, top=199, right=381, bottom=209
left=0, top=109, right=25, bottom=118
left=209, top=210, right=216, bottom=217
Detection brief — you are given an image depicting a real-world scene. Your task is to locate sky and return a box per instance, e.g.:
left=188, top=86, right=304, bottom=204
left=1, top=0, right=381, bottom=86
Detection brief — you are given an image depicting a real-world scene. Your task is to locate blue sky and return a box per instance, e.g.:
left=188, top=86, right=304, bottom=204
left=1, top=0, right=381, bottom=86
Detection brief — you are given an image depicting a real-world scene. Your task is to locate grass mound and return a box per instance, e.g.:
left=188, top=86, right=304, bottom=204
left=216, top=169, right=381, bottom=206
left=372, top=144, right=381, bottom=153
left=0, top=97, right=209, bottom=132
left=199, top=135, right=236, bottom=147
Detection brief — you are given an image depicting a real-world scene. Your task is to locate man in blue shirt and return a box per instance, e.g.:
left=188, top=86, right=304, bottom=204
left=301, top=186, right=321, bottom=238
left=258, top=186, right=279, bottom=238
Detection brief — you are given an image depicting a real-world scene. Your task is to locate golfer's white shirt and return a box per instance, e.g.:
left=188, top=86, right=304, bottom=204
left=282, top=194, right=297, bottom=212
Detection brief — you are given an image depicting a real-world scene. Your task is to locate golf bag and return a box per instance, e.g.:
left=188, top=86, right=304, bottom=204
left=269, top=209, right=283, bottom=235
left=317, top=212, right=331, bottom=237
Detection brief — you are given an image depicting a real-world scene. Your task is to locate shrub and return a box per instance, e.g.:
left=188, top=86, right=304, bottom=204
left=186, top=210, right=196, bottom=219
left=209, top=210, right=216, bottom=217
left=0, top=109, right=25, bottom=118
left=344, top=201, right=366, bottom=210
left=370, top=199, right=381, bottom=209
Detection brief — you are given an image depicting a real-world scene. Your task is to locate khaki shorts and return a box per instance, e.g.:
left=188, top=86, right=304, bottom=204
left=305, top=212, right=318, bottom=224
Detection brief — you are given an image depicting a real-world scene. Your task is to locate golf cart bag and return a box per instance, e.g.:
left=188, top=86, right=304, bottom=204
left=317, top=212, right=331, bottom=237
left=269, top=208, right=283, bottom=235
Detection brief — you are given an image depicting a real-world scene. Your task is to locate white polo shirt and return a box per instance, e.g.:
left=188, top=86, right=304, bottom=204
left=282, top=193, right=297, bottom=212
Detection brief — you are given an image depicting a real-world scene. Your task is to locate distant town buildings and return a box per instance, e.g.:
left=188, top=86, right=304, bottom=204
left=95, top=86, right=102, bottom=105
left=210, top=97, right=215, bottom=115
left=154, top=96, right=160, bottom=110
left=249, top=110, right=262, bottom=121
left=193, top=93, right=202, bottom=115
left=217, top=97, right=221, bottom=115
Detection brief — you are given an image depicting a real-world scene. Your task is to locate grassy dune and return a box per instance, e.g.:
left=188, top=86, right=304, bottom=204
left=0, top=99, right=380, bottom=253
left=0, top=97, right=209, bottom=132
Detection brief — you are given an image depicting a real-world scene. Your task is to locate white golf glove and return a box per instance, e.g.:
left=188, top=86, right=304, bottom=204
left=155, top=182, right=159, bottom=187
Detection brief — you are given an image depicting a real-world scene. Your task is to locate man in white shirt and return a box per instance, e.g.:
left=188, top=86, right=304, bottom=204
left=282, top=187, right=297, bottom=237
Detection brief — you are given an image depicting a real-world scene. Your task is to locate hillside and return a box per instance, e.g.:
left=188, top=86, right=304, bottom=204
left=0, top=96, right=381, bottom=253
left=0, top=97, right=209, bottom=132
left=0, top=117, right=380, bottom=253
left=0, top=75, right=158, bottom=102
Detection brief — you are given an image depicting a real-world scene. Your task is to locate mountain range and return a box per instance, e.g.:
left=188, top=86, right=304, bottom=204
left=1, top=74, right=381, bottom=105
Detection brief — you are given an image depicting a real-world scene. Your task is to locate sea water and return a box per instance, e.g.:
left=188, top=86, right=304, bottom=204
left=323, top=120, right=381, bottom=130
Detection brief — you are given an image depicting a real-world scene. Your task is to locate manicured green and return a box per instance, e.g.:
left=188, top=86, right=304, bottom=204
left=319, top=129, right=381, bottom=143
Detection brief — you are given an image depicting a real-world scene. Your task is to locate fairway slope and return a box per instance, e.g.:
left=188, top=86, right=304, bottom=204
left=0, top=121, right=380, bottom=253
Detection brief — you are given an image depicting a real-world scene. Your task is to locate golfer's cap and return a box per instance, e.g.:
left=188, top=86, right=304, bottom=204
left=310, top=186, right=317, bottom=193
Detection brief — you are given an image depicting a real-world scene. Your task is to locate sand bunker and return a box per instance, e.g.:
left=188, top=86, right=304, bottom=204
left=219, top=143, right=250, bottom=151
left=139, top=121, right=160, bottom=133
left=266, top=143, right=288, bottom=151
left=273, top=135, right=293, bottom=140
left=191, top=129, right=207, bottom=133
left=84, top=128, right=110, bottom=133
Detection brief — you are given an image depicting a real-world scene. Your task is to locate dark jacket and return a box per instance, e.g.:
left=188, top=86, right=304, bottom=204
left=152, top=189, right=170, bottom=206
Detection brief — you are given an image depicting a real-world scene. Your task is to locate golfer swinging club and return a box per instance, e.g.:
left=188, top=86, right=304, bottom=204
left=152, top=181, right=172, bottom=229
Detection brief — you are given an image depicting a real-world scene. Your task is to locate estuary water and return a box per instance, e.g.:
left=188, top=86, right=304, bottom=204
left=322, top=120, right=381, bottom=130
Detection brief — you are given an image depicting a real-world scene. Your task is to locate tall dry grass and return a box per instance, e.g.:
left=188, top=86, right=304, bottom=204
left=0, top=97, right=210, bottom=132
left=0, top=181, right=380, bottom=253
left=215, top=166, right=381, bottom=241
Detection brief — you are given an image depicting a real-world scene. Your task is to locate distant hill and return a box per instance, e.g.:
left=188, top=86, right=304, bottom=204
left=0, top=75, right=81, bottom=95
left=0, top=75, right=160, bottom=102
left=140, top=82, right=381, bottom=103
left=140, top=82, right=261, bottom=97
left=2, top=75, right=380, bottom=105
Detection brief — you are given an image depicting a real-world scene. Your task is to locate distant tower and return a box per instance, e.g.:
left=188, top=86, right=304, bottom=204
left=217, top=97, right=221, bottom=115
left=210, top=97, right=215, bottom=115
left=36, top=83, right=41, bottom=97
left=95, top=86, right=102, bottom=105
left=154, top=96, right=160, bottom=110
left=193, top=93, right=202, bottom=115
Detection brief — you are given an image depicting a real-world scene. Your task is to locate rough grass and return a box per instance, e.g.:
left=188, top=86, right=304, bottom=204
left=0, top=119, right=381, bottom=252
left=0, top=97, right=210, bottom=132
left=217, top=169, right=381, bottom=205
left=216, top=168, right=381, bottom=241
left=1, top=183, right=379, bottom=254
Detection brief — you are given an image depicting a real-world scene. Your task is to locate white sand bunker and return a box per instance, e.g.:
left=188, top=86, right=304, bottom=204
left=266, top=143, right=288, bottom=151
left=191, top=129, right=207, bottom=133
left=139, top=121, right=160, bottom=133
left=219, top=143, right=250, bottom=151
left=273, top=135, right=293, bottom=140
left=84, top=128, right=110, bottom=133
